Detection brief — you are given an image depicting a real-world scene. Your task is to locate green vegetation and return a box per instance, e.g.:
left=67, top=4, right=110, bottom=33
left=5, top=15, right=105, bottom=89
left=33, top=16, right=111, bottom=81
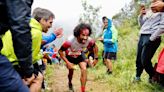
left=45, top=0, right=164, bottom=91
left=90, top=23, right=164, bottom=92
left=92, top=0, right=164, bottom=90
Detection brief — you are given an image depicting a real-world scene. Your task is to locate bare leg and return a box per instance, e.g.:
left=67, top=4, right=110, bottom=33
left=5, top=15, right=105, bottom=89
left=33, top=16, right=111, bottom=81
left=104, top=59, right=112, bottom=73
left=68, top=69, right=74, bottom=84
left=79, top=61, right=87, bottom=92
left=68, top=69, right=74, bottom=90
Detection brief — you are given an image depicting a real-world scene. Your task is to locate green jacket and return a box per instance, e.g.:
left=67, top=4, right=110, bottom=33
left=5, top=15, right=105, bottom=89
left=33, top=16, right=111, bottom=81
left=1, top=18, right=42, bottom=65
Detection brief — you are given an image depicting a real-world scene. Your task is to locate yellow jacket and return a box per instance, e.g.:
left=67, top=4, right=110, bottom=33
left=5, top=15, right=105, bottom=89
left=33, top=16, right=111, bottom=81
left=1, top=18, right=42, bottom=65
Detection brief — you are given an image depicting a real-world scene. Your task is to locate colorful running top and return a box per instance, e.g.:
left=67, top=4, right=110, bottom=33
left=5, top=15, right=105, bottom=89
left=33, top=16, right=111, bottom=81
left=60, top=36, right=95, bottom=58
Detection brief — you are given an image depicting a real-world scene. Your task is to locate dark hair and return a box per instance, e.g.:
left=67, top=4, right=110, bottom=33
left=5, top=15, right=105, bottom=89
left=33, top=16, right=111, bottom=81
left=73, top=23, right=92, bottom=37
left=102, top=16, right=108, bottom=21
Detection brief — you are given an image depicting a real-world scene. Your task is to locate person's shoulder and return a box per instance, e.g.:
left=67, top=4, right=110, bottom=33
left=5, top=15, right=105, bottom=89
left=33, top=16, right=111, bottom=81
left=160, top=12, right=164, bottom=17
left=88, top=37, right=96, bottom=44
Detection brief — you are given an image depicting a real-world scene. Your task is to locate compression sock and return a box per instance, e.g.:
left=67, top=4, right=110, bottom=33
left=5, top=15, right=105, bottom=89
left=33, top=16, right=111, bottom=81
left=81, top=86, right=85, bottom=92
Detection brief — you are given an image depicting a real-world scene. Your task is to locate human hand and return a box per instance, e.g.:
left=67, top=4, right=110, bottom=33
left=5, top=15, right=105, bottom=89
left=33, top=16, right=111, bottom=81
left=92, top=59, right=98, bottom=67
left=54, top=28, right=63, bottom=38
left=66, top=62, right=74, bottom=69
left=32, top=72, right=44, bottom=84
left=151, top=1, right=164, bottom=12
left=27, top=72, right=43, bottom=92
left=23, top=73, right=35, bottom=85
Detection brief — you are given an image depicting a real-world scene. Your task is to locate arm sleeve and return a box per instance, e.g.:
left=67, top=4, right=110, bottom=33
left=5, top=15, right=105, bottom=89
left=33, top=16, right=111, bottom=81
left=6, top=0, right=34, bottom=77
left=150, top=14, right=164, bottom=41
left=42, top=33, right=57, bottom=46
left=103, top=26, right=117, bottom=44
left=60, top=41, right=71, bottom=51
left=32, top=29, right=42, bottom=62
left=138, top=14, right=147, bottom=27
left=104, top=39, right=112, bottom=43
left=111, top=25, right=118, bottom=43
left=150, top=29, right=164, bottom=41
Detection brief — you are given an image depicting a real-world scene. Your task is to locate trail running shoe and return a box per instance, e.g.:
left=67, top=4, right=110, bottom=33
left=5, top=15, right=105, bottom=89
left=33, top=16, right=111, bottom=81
left=68, top=83, right=74, bottom=92
left=106, top=69, right=112, bottom=75
left=133, top=76, right=141, bottom=83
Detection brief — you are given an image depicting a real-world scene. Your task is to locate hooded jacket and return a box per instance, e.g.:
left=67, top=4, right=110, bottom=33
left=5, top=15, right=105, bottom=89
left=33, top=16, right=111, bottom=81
left=103, top=19, right=118, bottom=53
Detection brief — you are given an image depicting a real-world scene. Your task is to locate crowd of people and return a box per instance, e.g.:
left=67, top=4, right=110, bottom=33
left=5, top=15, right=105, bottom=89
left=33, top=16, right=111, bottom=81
left=0, top=0, right=163, bottom=92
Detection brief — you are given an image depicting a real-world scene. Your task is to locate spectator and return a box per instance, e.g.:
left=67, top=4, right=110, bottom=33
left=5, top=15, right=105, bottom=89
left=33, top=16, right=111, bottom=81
left=134, top=0, right=163, bottom=82
left=0, top=0, right=34, bottom=92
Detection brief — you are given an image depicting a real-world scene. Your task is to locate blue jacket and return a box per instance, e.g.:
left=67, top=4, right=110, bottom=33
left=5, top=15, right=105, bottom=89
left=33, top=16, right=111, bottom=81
left=42, top=33, right=56, bottom=49
left=103, top=19, right=118, bottom=53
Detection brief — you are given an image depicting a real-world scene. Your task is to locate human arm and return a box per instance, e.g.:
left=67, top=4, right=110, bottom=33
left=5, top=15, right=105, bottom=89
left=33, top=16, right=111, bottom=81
left=6, top=0, right=34, bottom=78
left=103, top=25, right=118, bottom=44
left=42, top=33, right=56, bottom=46
left=150, top=1, right=164, bottom=12
left=31, top=27, right=42, bottom=62
left=138, top=14, right=149, bottom=27
left=58, top=41, right=74, bottom=69
left=87, top=40, right=98, bottom=66
left=92, top=43, right=99, bottom=66
left=103, top=31, right=113, bottom=44
left=150, top=13, right=164, bottom=41
left=111, top=25, right=118, bottom=43
left=150, top=29, right=164, bottom=41
left=42, top=28, right=63, bottom=46
left=138, top=5, right=148, bottom=27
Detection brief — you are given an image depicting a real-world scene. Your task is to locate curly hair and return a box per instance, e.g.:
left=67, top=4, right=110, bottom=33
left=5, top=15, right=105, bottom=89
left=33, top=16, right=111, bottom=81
left=73, top=23, right=92, bottom=37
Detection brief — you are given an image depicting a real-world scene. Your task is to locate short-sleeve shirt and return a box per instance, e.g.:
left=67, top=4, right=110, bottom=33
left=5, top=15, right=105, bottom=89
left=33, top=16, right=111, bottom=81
left=60, top=36, right=95, bottom=58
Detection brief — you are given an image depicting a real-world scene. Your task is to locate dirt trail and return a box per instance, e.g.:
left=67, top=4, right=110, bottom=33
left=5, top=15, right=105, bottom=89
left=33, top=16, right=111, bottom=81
left=49, top=64, right=110, bottom=92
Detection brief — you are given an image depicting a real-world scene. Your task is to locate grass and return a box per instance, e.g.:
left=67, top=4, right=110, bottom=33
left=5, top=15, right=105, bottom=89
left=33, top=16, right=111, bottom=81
left=87, top=25, right=164, bottom=92
left=45, top=25, right=164, bottom=91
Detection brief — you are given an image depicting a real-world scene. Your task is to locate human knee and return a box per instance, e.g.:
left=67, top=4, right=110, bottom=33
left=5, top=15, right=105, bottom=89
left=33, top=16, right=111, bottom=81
left=81, top=67, right=87, bottom=72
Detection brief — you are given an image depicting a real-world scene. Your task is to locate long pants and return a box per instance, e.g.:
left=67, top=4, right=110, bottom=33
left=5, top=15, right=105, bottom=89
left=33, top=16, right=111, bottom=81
left=136, top=34, right=161, bottom=78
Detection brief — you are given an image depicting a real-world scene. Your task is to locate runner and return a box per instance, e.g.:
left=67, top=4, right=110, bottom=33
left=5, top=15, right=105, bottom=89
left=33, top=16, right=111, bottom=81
left=59, top=23, right=98, bottom=92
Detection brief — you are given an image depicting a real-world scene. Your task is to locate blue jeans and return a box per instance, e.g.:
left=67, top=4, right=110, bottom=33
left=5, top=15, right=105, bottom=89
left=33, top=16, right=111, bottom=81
left=0, top=55, right=29, bottom=92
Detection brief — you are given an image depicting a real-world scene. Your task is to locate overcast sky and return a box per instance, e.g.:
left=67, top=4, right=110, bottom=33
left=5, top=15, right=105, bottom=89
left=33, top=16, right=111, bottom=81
left=32, top=0, right=132, bottom=22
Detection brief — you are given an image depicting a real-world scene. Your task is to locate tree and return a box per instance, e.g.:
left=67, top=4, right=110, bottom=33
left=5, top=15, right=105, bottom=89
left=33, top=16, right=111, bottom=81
left=79, top=0, right=101, bottom=38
